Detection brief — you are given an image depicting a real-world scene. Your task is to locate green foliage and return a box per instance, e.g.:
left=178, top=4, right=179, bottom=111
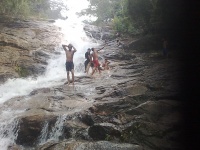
left=105, top=134, right=112, bottom=141
left=81, top=0, right=182, bottom=36
left=0, top=0, right=67, bottom=19
left=127, top=0, right=153, bottom=29
left=0, top=0, right=31, bottom=18
left=82, top=0, right=145, bottom=35
left=15, top=65, right=29, bottom=77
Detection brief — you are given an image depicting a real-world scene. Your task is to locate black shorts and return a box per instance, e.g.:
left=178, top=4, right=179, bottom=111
left=66, top=62, right=74, bottom=72
left=85, top=59, right=90, bottom=68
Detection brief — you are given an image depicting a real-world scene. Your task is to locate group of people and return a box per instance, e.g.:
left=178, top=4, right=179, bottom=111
left=84, top=46, right=110, bottom=74
left=62, top=37, right=168, bottom=85
left=62, top=44, right=110, bottom=85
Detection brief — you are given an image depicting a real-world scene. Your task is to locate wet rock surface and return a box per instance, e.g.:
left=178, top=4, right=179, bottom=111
left=0, top=19, right=62, bottom=83
left=0, top=21, right=184, bottom=150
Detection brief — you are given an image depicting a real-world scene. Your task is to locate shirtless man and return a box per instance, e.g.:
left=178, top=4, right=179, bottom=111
left=62, top=44, right=77, bottom=85
left=91, top=46, right=105, bottom=76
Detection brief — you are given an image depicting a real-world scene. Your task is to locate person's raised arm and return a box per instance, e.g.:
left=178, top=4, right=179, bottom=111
left=97, top=46, right=105, bottom=52
left=72, top=45, right=77, bottom=53
left=62, top=44, right=68, bottom=51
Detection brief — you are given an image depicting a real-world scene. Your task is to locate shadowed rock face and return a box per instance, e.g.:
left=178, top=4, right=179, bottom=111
left=0, top=19, right=62, bottom=83
left=1, top=20, right=184, bottom=150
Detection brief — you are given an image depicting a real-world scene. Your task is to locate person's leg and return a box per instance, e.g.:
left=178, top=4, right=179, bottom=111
left=84, top=60, right=89, bottom=72
left=71, top=70, right=74, bottom=85
left=98, top=65, right=101, bottom=74
left=91, top=66, right=96, bottom=76
left=71, top=62, right=75, bottom=84
left=86, top=62, right=91, bottom=74
left=84, top=60, right=87, bottom=72
left=67, top=71, right=70, bottom=85
left=66, top=62, right=70, bottom=85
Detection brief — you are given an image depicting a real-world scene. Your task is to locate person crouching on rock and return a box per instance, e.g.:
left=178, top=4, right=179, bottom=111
left=102, top=59, right=110, bottom=70
left=62, top=43, right=77, bottom=85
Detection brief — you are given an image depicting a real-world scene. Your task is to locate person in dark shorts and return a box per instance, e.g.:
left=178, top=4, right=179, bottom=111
left=162, top=38, right=168, bottom=57
left=84, top=48, right=91, bottom=73
left=66, top=62, right=74, bottom=72
left=62, top=43, right=77, bottom=85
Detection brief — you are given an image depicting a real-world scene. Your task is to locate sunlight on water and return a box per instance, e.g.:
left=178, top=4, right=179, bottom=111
left=0, top=0, right=99, bottom=104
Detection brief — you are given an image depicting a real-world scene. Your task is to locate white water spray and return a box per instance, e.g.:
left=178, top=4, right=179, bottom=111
left=0, top=117, right=19, bottom=149
left=0, top=0, right=99, bottom=103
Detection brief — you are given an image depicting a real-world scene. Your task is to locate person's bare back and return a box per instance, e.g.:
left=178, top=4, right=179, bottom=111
left=92, top=49, right=98, bottom=60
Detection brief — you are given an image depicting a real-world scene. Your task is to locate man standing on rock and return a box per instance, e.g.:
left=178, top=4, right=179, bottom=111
left=91, top=46, right=105, bottom=76
left=62, top=44, right=77, bottom=85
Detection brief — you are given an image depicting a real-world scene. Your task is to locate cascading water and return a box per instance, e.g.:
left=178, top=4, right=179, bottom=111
left=38, top=115, right=67, bottom=145
left=0, top=118, right=19, bottom=149
left=0, top=0, right=100, bottom=149
left=0, top=0, right=98, bottom=104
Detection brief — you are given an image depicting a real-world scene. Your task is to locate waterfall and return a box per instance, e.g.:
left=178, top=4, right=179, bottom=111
left=48, top=115, right=67, bottom=142
left=0, top=0, right=99, bottom=148
left=38, top=115, right=67, bottom=145
left=0, top=0, right=98, bottom=104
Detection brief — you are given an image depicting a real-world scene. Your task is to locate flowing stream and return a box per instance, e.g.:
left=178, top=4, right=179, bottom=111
left=0, top=0, right=100, bottom=149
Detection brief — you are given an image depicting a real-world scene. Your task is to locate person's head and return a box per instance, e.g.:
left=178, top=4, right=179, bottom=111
left=68, top=44, right=73, bottom=51
left=91, top=48, right=94, bottom=51
left=105, top=59, right=108, bottom=62
left=87, top=48, right=91, bottom=52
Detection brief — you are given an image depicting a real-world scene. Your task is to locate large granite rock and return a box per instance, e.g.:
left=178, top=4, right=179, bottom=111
left=0, top=19, right=63, bottom=83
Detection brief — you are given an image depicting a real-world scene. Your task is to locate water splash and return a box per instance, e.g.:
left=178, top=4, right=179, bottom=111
left=0, top=118, right=19, bottom=150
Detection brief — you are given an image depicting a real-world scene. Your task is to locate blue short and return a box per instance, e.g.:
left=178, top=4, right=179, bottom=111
left=163, top=48, right=168, bottom=56
left=66, top=62, right=74, bottom=72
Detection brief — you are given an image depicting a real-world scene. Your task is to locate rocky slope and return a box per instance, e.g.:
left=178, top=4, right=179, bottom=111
left=0, top=18, right=62, bottom=83
left=0, top=19, right=184, bottom=150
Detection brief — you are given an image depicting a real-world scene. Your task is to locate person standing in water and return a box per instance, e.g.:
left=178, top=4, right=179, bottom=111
left=62, top=44, right=77, bottom=85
